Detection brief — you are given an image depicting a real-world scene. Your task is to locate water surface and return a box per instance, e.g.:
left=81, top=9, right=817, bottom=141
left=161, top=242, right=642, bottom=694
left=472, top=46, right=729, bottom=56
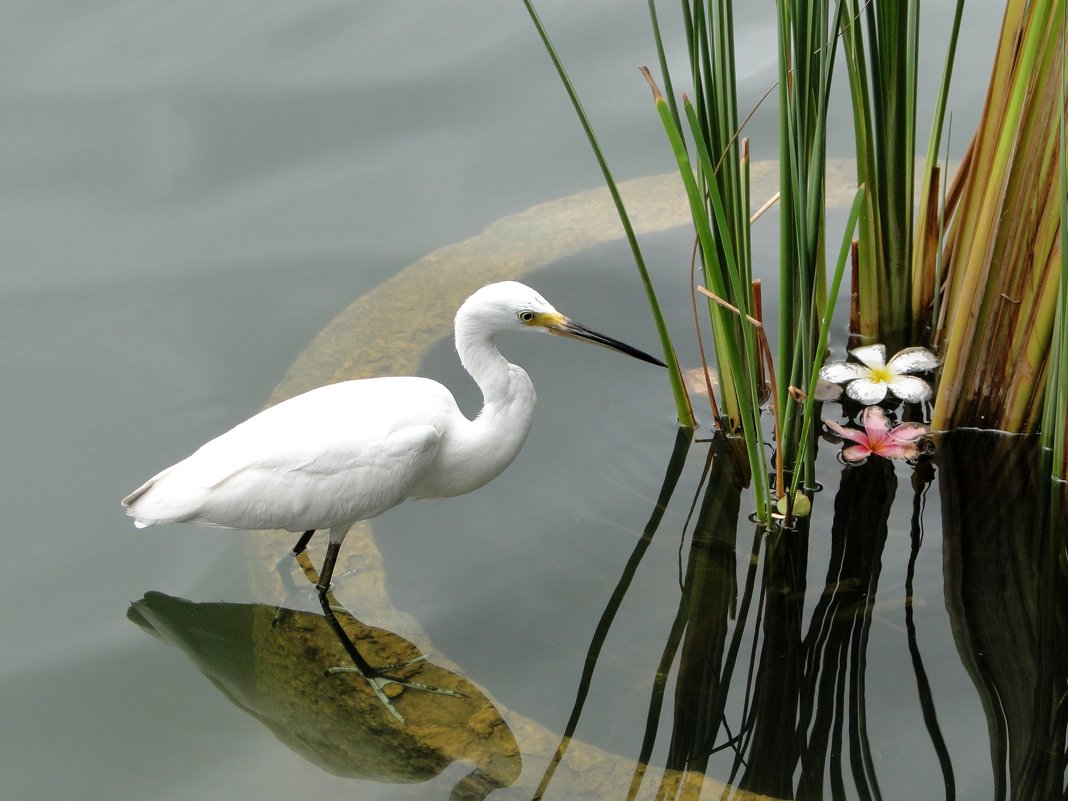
left=0, top=2, right=1025, bottom=800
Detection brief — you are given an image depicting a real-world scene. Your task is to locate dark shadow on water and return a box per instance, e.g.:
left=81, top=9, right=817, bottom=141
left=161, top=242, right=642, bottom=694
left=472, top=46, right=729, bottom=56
left=128, top=588, right=520, bottom=801
left=905, top=459, right=957, bottom=801
left=937, top=431, right=1068, bottom=801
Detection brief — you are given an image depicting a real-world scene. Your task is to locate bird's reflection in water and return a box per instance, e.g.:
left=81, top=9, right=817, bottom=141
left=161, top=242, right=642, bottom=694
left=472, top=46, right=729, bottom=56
left=129, top=565, right=521, bottom=800
left=278, top=551, right=467, bottom=723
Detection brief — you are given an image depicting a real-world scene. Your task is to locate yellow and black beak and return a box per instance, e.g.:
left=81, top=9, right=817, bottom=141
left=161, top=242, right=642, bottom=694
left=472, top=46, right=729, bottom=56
left=535, top=312, right=666, bottom=367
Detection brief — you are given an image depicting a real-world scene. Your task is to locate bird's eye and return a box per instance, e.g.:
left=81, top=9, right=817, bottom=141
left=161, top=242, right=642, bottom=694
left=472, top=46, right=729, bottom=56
left=518, top=311, right=536, bottom=322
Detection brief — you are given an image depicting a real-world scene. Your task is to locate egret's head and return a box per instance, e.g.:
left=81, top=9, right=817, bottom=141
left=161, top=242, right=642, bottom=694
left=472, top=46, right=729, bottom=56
left=457, top=281, right=665, bottom=367
left=458, top=281, right=562, bottom=333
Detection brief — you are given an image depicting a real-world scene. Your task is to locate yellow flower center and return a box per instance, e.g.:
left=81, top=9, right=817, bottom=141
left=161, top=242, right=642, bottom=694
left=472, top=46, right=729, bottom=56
left=868, top=365, right=893, bottom=383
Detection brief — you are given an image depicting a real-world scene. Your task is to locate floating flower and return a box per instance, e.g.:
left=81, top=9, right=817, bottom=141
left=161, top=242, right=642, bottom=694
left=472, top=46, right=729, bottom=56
left=819, top=344, right=939, bottom=405
left=823, top=406, right=928, bottom=463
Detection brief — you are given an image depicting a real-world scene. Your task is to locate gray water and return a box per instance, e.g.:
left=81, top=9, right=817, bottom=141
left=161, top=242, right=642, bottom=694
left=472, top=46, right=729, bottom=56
left=1, top=2, right=1010, bottom=800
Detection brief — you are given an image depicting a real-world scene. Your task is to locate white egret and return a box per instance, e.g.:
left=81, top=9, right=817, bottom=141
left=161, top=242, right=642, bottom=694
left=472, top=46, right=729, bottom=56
left=123, top=281, right=664, bottom=594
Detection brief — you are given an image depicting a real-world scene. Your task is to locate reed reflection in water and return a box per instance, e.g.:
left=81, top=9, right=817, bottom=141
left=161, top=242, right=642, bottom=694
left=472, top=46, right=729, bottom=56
left=538, top=428, right=1068, bottom=800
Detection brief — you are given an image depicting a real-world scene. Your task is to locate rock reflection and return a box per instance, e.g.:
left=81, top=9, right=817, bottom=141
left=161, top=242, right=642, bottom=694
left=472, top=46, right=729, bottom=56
left=128, top=588, right=520, bottom=800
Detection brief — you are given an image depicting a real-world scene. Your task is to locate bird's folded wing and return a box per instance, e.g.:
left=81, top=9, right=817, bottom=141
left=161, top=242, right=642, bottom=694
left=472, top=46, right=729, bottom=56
left=189, top=419, right=441, bottom=491
left=125, top=423, right=441, bottom=529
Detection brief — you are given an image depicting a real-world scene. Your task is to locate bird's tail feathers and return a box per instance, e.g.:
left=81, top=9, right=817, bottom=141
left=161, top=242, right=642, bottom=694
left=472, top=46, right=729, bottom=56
left=122, top=465, right=203, bottom=528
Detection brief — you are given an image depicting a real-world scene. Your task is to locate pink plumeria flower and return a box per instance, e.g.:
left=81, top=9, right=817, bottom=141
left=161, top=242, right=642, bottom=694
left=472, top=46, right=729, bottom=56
left=819, top=344, right=939, bottom=404
left=823, top=406, right=928, bottom=463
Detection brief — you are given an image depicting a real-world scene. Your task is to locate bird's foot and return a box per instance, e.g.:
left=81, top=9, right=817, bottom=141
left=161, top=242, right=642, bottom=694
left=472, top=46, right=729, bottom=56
left=327, top=655, right=465, bottom=724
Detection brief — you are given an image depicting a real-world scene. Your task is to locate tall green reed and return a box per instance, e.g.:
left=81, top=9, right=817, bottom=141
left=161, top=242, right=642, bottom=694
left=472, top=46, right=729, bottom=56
left=526, top=0, right=865, bottom=522
left=645, top=1, right=754, bottom=434
left=911, top=1, right=966, bottom=340
left=932, top=0, right=1065, bottom=435
left=645, top=0, right=861, bottom=515
left=1042, top=34, right=1067, bottom=479
left=646, top=0, right=810, bottom=521
left=771, top=0, right=846, bottom=492
left=521, top=0, right=696, bottom=429
left=641, top=65, right=772, bottom=520
left=836, top=0, right=966, bottom=349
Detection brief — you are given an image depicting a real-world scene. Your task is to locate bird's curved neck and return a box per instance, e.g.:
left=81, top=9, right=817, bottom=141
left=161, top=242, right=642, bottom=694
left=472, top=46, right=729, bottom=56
left=408, top=302, right=537, bottom=500
left=455, top=317, right=527, bottom=409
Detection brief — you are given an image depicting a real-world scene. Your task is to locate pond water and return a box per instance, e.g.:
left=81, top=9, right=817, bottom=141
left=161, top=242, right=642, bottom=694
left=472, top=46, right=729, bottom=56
left=3, top=2, right=1058, bottom=801
left=375, top=230, right=1068, bottom=800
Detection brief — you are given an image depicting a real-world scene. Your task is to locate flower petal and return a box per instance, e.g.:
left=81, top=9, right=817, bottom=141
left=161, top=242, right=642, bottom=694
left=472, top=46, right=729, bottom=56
left=860, top=405, right=892, bottom=444
left=850, top=344, right=887, bottom=370
left=823, top=417, right=871, bottom=445
left=886, top=346, right=940, bottom=375
left=845, top=378, right=889, bottom=405
left=842, top=444, right=872, bottom=463
left=887, top=375, right=932, bottom=402
left=872, top=443, right=920, bottom=461
left=819, top=361, right=870, bottom=384
left=887, top=422, right=929, bottom=444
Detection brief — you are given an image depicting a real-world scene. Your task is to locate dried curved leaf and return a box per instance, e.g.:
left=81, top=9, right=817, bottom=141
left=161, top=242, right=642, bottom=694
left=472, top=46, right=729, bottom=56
left=814, top=379, right=844, bottom=401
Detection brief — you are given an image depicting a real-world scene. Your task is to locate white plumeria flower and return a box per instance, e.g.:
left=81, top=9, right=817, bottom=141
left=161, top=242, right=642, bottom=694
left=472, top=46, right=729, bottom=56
left=819, top=344, right=939, bottom=405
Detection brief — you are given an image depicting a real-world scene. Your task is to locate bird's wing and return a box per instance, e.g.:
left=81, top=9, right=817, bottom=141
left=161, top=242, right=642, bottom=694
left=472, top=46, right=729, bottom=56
left=126, top=421, right=442, bottom=529
left=167, top=378, right=450, bottom=489
left=123, top=378, right=455, bottom=528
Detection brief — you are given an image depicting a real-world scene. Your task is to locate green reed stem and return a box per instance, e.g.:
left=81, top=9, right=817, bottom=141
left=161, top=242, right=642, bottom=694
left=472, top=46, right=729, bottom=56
left=1043, top=35, right=1068, bottom=478
left=775, top=0, right=843, bottom=486
left=933, top=0, right=1064, bottom=431
left=912, top=0, right=966, bottom=337
left=842, top=0, right=922, bottom=345
left=790, top=186, right=867, bottom=502
left=647, top=0, right=684, bottom=135
left=643, top=69, right=771, bottom=519
left=522, top=0, right=696, bottom=428
left=683, top=97, right=764, bottom=427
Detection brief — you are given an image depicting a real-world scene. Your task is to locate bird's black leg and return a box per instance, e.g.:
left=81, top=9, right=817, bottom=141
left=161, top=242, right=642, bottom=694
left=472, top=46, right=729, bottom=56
left=316, top=541, right=341, bottom=591
left=293, top=529, right=315, bottom=555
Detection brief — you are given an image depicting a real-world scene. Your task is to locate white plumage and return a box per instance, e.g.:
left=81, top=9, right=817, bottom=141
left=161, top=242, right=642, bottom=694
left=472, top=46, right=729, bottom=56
left=123, top=281, right=663, bottom=590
